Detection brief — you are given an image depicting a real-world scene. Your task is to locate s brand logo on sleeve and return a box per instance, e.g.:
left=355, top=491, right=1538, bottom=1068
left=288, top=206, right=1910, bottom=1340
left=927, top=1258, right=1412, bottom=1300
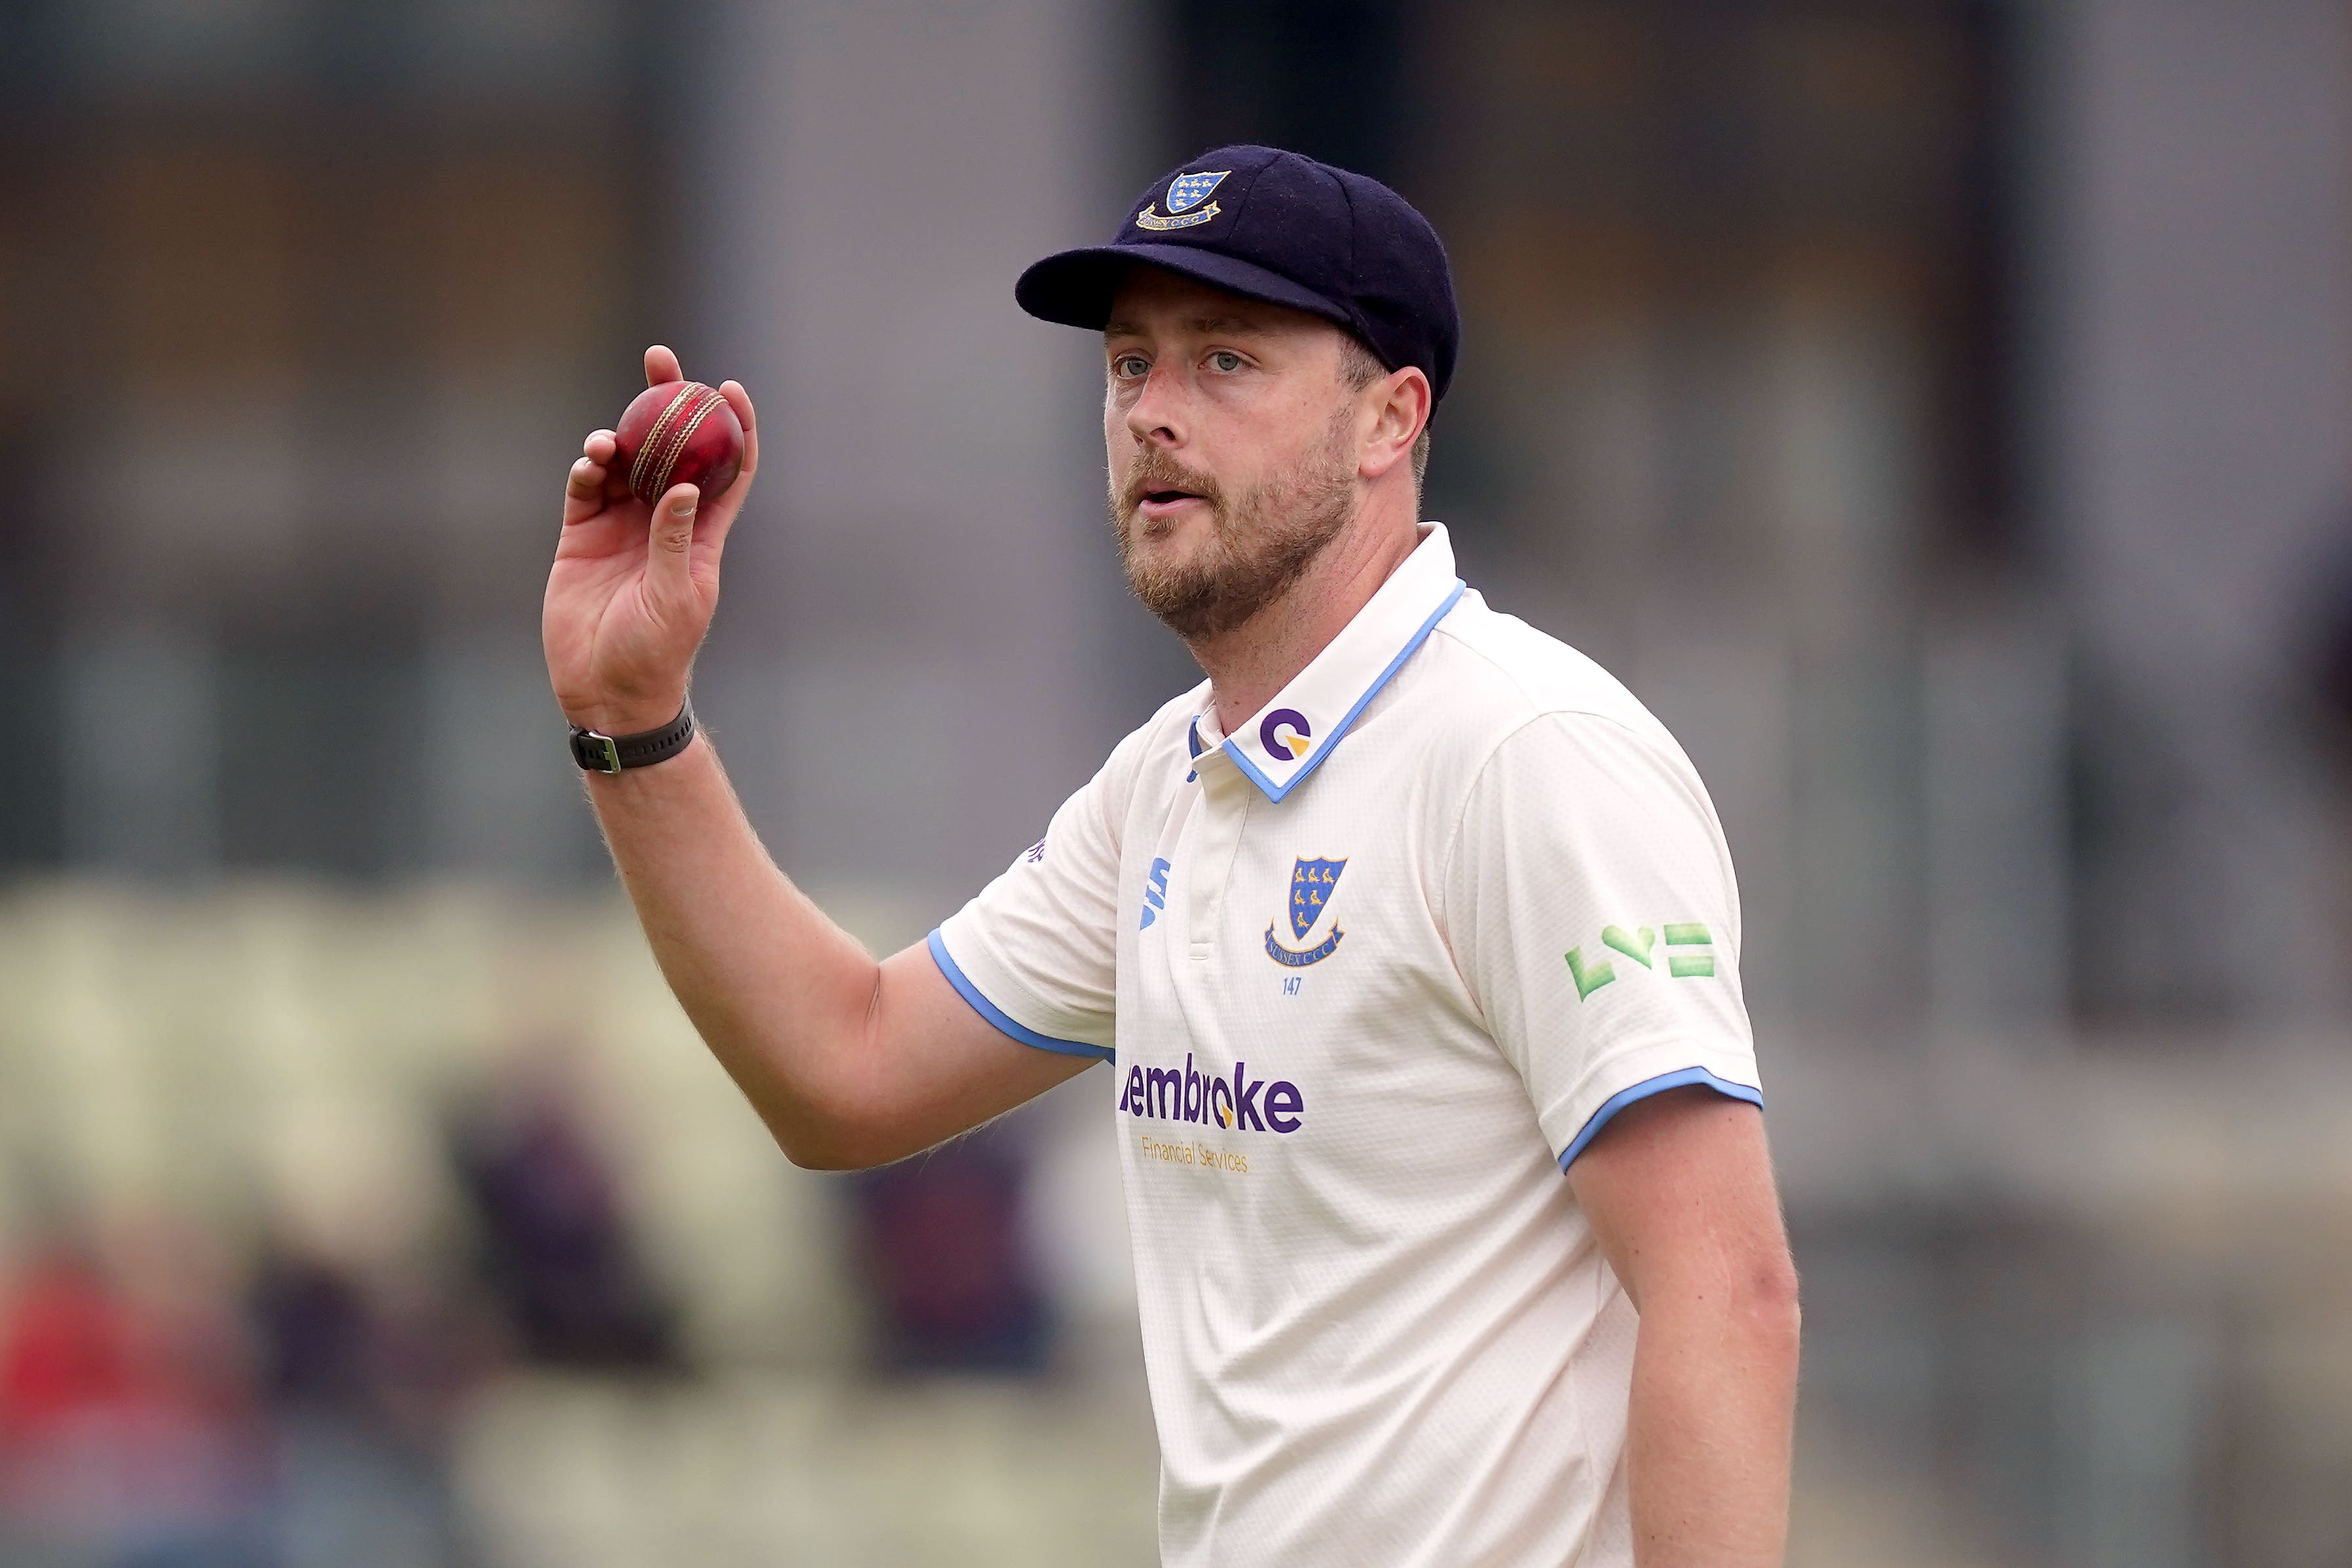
left=1138, top=857, right=1173, bottom=930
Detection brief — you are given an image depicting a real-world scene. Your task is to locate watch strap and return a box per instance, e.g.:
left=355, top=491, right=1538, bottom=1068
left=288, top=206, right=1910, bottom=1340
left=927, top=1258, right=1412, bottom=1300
left=570, top=702, right=695, bottom=774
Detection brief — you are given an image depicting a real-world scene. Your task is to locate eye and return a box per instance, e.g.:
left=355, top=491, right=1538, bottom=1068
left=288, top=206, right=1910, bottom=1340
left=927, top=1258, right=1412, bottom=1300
left=1208, top=351, right=1244, bottom=373
left=1111, top=354, right=1150, bottom=379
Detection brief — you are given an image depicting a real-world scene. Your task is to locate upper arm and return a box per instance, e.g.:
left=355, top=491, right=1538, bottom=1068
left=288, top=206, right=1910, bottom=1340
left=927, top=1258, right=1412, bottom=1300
left=799, top=941, right=1096, bottom=1169
left=817, top=731, right=1140, bottom=1167
left=928, top=733, right=1133, bottom=1061
left=1565, top=1085, right=1793, bottom=1313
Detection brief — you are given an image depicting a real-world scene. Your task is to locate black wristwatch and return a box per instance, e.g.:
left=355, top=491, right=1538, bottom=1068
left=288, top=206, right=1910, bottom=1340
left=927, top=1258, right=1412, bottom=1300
left=569, top=702, right=696, bottom=775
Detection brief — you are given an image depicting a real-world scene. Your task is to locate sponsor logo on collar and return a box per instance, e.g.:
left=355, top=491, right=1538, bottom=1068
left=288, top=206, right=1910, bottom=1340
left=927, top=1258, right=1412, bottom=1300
left=1259, top=708, right=1312, bottom=761
left=1217, top=578, right=1467, bottom=803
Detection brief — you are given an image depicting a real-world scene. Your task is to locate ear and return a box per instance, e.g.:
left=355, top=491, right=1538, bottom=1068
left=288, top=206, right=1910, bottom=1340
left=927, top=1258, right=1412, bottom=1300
left=1357, top=365, right=1432, bottom=483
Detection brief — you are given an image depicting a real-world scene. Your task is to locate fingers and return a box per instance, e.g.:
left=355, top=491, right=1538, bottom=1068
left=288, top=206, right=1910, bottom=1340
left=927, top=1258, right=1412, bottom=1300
left=719, top=380, right=754, bottom=433
left=562, top=429, right=620, bottom=525
left=719, top=380, right=758, bottom=479
left=564, top=460, right=607, bottom=523
left=644, top=483, right=702, bottom=606
left=662, top=380, right=757, bottom=566
left=645, top=344, right=683, bottom=387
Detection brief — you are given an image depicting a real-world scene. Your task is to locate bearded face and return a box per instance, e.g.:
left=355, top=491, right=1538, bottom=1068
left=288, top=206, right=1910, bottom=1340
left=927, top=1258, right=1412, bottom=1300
left=1108, top=401, right=1361, bottom=641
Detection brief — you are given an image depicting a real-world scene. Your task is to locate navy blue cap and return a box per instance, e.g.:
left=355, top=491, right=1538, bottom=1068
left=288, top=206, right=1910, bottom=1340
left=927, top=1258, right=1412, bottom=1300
left=1016, top=144, right=1460, bottom=404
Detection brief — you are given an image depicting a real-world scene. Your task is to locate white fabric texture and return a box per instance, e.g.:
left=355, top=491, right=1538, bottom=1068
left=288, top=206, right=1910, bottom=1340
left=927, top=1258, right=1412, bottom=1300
left=933, top=524, right=1760, bottom=1568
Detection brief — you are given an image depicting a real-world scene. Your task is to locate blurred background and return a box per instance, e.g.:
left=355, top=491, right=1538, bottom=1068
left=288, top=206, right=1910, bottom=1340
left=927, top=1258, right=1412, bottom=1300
left=1, top=0, right=2349, bottom=1563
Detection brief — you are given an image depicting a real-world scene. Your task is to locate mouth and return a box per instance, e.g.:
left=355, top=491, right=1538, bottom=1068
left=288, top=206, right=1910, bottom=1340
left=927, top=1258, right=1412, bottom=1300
left=1135, top=488, right=1209, bottom=522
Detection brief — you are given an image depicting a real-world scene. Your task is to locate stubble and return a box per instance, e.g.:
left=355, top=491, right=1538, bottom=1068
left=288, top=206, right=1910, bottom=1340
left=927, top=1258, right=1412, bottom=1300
left=1108, top=410, right=1360, bottom=641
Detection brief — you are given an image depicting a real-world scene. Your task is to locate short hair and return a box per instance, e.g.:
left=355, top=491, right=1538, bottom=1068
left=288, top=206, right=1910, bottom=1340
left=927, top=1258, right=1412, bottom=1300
left=1337, top=335, right=1432, bottom=488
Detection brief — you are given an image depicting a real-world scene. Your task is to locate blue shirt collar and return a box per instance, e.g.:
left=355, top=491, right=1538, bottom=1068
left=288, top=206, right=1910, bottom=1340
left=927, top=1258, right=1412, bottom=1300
left=1190, top=523, right=1466, bottom=803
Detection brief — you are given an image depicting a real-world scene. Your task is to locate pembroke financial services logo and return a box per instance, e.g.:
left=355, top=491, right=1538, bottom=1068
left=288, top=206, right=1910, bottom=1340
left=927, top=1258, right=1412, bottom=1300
left=1135, top=168, right=1230, bottom=231
left=1264, top=855, right=1346, bottom=967
left=1120, top=1052, right=1304, bottom=1135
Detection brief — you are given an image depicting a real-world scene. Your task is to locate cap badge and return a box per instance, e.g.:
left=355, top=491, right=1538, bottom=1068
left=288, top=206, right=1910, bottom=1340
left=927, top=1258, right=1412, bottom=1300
left=1135, top=169, right=1229, bottom=232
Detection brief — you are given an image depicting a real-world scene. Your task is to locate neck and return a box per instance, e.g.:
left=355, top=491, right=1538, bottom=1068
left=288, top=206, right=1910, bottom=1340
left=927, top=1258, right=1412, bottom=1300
left=1192, top=494, right=1421, bottom=734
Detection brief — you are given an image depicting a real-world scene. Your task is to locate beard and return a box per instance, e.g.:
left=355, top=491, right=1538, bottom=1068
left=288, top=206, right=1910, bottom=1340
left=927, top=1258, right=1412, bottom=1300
left=1108, top=411, right=1359, bottom=641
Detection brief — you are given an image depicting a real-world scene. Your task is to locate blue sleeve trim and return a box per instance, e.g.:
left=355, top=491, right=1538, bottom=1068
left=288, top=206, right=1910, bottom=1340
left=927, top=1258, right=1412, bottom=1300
left=1556, top=1065, right=1763, bottom=1172
left=926, top=929, right=1114, bottom=1062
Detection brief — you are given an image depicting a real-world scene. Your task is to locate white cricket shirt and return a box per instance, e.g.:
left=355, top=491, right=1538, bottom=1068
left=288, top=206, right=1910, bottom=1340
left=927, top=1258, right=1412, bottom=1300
left=930, top=522, right=1761, bottom=1567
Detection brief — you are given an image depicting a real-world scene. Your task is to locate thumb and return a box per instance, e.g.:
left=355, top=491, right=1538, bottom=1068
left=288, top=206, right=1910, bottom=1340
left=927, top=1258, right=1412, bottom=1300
left=646, top=483, right=701, bottom=608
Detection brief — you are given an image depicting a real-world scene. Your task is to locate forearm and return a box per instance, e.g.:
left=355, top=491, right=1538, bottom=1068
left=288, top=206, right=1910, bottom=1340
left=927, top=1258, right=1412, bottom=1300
left=1625, top=1285, right=1801, bottom=1565
left=545, top=367, right=1080, bottom=1167
left=583, top=731, right=885, bottom=1159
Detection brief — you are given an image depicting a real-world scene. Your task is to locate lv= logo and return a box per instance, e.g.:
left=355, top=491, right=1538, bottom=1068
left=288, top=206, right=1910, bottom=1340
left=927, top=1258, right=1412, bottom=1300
left=1564, top=922, right=1716, bottom=1001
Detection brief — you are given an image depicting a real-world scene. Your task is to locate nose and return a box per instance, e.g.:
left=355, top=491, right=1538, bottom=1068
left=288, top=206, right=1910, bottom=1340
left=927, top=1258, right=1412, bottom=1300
left=1125, top=359, right=1188, bottom=448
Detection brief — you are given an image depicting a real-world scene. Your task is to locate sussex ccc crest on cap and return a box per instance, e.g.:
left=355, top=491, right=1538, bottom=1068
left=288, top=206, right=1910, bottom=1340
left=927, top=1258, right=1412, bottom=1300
left=1136, top=169, right=1229, bottom=232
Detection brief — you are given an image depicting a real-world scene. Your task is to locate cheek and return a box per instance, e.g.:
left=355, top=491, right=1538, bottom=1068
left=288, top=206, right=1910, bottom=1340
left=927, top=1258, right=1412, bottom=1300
left=1105, top=389, right=1148, bottom=460
left=1105, top=419, right=1132, bottom=483
left=1205, top=399, right=1315, bottom=483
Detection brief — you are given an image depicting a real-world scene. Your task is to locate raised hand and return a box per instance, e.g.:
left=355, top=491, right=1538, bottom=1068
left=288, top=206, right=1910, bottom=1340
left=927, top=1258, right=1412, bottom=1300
left=544, top=345, right=760, bottom=737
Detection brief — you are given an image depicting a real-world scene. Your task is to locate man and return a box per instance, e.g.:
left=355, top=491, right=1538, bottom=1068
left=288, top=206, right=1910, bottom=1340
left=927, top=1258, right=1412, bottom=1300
left=543, top=145, right=1799, bottom=1565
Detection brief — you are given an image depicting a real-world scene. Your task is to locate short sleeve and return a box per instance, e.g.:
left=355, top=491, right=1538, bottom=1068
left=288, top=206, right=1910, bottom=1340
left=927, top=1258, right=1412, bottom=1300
left=930, top=738, right=1136, bottom=1062
left=1441, top=712, right=1761, bottom=1170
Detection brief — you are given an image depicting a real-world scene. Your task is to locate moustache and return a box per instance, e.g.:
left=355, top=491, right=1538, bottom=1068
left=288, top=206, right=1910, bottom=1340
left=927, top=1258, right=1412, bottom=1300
left=1120, top=448, right=1226, bottom=517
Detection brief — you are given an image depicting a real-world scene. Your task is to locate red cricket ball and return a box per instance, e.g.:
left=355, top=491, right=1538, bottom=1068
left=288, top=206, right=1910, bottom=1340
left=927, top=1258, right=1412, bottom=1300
left=611, top=380, right=744, bottom=507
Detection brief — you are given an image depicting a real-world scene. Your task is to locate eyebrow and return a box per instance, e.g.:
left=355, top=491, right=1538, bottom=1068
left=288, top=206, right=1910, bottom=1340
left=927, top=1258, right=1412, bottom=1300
left=1103, top=313, right=1272, bottom=340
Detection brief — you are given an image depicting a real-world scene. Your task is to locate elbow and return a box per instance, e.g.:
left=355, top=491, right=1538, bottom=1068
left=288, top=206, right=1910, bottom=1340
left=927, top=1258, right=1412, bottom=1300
left=1626, top=1246, right=1801, bottom=1345
left=778, top=1135, right=870, bottom=1173
left=732, top=1043, right=908, bottom=1171
left=768, top=1101, right=911, bottom=1173
left=773, top=1120, right=891, bottom=1173
left=1743, top=1248, right=1803, bottom=1357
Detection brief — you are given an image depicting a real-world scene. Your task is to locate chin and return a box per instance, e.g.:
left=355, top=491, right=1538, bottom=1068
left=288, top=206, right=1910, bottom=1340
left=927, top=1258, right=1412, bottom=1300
left=1119, top=510, right=1179, bottom=551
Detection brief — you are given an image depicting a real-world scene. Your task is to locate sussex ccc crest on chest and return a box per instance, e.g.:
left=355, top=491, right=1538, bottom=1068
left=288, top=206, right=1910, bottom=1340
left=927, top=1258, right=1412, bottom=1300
left=1265, top=856, right=1347, bottom=967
